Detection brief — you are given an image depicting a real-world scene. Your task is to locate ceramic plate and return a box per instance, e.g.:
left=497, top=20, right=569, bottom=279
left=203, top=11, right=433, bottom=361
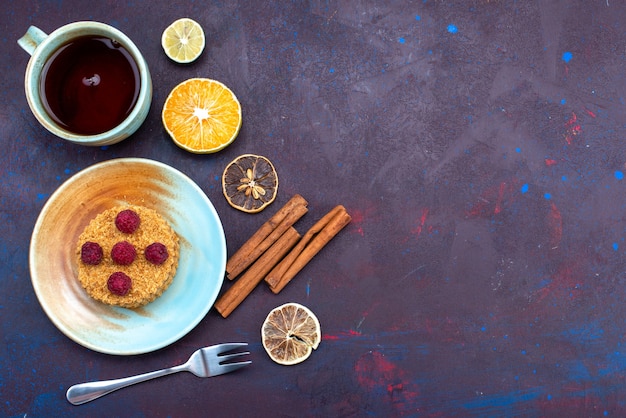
left=29, top=158, right=226, bottom=355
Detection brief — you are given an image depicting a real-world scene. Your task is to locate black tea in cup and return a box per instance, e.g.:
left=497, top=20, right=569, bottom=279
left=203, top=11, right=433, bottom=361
left=40, top=35, right=141, bottom=135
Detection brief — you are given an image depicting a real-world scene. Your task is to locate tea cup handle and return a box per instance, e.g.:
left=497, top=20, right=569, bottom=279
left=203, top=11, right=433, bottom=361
left=18, top=26, right=48, bottom=56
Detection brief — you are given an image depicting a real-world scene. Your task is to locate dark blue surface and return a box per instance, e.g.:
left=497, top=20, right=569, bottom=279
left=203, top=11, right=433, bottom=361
left=3, top=1, right=626, bottom=416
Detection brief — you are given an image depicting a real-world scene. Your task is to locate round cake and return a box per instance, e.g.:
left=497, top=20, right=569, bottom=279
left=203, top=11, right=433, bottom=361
left=75, top=205, right=180, bottom=308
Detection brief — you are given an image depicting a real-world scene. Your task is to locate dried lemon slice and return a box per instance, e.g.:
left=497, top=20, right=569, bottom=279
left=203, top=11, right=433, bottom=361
left=261, top=303, right=321, bottom=365
left=222, top=154, right=278, bottom=213
left=162, top=78, right=242, bottom=153
left=161, top=18, right=205, bottom=63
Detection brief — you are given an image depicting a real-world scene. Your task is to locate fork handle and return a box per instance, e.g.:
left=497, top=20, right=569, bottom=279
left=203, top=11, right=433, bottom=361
left=66, top=364, right=186, bottom=405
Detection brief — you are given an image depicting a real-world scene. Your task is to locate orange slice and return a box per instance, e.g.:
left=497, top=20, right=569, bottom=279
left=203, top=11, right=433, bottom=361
left=162, top=78, right=242, bottom=153
left=222, top=154, right=278, bottom=213
left=261, top=303, right=321, bottom=365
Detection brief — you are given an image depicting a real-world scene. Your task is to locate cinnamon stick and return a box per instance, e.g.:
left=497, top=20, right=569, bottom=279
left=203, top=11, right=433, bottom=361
left=226, top=194, right=308, bottom=280
left=215, top=226, right=301, bottom=318
left=266, top=206, right=351, bottom=293
left=265, top=205, right=344, bottom=288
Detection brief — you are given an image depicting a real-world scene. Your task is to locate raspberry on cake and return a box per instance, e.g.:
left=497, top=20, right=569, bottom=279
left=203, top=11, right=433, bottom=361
left=115, top=209, right=141, bottom=233
left=108, top=271, right=132, bottom=296
left=80, top=241, right=103, bottom=265
left=145, top=242, right=169, bottom=265
left=111, top=241, right=137, bottom=265
left=75, top=205, right=180, bottom=308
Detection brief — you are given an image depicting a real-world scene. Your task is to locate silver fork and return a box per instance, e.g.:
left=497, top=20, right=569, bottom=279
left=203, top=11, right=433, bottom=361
left=66, top=343, right=251, bottom=405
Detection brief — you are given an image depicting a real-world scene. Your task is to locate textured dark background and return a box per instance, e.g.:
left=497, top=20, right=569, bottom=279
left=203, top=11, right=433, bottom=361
left=2, top=1, right=626, bottom=416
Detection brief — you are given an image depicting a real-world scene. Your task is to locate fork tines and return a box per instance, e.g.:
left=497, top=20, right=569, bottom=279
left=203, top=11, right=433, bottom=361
left=208, top=343, right=251, bottom=373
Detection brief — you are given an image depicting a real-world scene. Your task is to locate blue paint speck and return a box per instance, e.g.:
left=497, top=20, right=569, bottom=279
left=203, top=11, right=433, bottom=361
left=544, top=193, right=552, bottom=200
left=398, top=37, right=406, bottom=44
left=521, top=184, right=529, bottom=194
left=615, top=170, right=624, bottom=180
left=415, top=15, right=421, bottom=21
left=562, top=51, right=573, bottom=63
left=329, top=68, right=335, bottom=73
left=481, top=326, right=486, bottom=332
left=515, top=147, right=521, bottom=153
left=613, top=242, right=619, bottom=251
left=560, top=98, right=567, bottom=105
left=547, top=394, right=552, bottom=400
left=561, top=175, right=567, bottom=182
left=447, top=24, right=458, bottom=34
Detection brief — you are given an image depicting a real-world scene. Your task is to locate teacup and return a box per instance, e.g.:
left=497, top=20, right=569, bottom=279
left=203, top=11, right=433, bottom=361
left=18, top=21, right=152, bottom=146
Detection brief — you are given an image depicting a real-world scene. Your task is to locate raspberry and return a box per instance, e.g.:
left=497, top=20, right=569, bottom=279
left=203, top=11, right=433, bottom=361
left=111, top=241, right=136, bottom=265
left=107, top=272, right=132, bottom=296
left=80, top=241, right=103, bottom=265
left=145, top=242, right=169, bottom=265
left=115, top=209, right=140, bottom=233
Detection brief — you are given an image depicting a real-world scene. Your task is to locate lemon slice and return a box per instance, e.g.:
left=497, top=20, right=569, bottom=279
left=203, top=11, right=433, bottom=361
left=161, top=18, right=205, bottom=63
left=222, top=154, right=278, bottom=213
left=162, top=78, right=242, bottom=153
left=261, top=303, right=321, bottom=365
